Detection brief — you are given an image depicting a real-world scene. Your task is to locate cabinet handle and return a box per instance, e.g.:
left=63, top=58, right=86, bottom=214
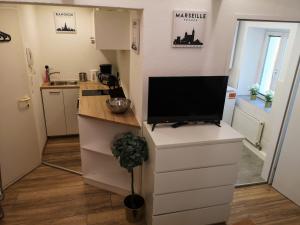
left=49, top=91, right=61, bottom=94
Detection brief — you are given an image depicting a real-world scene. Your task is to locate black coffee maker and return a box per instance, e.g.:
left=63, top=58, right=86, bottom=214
left=98, top=64, right=119, bottom=86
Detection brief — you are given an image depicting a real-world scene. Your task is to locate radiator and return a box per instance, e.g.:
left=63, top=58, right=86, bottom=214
left=232, top=107, right=264, bottom=149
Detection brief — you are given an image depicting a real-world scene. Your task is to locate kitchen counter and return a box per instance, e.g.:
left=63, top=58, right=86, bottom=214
left=41, top=81, right=140, bottom=128
left=78, top=82, right=140, bottom=128
left=78, top=82, right=141, bottom=196
left=41, top=82, right=80, bottom=89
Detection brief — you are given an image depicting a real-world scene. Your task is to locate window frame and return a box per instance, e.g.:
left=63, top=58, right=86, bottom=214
left=256, top=31, right=288, bottom=97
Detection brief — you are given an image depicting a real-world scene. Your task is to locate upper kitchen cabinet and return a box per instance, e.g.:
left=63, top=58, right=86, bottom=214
left=94, top=10, right=130, bottom=50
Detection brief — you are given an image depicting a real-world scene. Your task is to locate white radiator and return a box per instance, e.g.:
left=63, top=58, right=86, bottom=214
left=232, top=107, right=264, bottom=149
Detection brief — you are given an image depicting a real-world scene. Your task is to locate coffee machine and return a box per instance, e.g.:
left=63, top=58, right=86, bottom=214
left=98, top=64, right=112, bottom=85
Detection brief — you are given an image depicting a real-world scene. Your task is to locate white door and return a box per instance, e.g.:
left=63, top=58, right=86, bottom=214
left=0, top=7, right=40, bottom=188
left=273, top=66, right=300, bottom=206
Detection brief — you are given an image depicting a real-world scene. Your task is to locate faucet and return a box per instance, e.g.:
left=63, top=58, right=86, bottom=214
left=45, top=65, right=60, bottom=83
left=48, top=71, right=60, bottom=82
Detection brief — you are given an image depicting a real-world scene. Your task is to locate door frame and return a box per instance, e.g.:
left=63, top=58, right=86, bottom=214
left=268, top=56, right=300, bottom=183
left=228, top=15, right=300, bottom=185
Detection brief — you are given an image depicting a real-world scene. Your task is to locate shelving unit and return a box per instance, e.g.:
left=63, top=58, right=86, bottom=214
left=78, top=116, right=140, bottom=196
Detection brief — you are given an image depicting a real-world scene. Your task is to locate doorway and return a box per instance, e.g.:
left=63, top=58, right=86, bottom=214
left=228, top=20, right=300, bottom=186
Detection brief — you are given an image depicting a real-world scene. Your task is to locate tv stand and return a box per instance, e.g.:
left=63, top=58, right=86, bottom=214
left=151, top=121, right=221, bottom=131
left=142, top=122, right=244, bottom=225
left=151, top=123, right=157, bottom=132
left=215, top=121, right=221, bottom=127
left=171, top=122, right=188, bottom=128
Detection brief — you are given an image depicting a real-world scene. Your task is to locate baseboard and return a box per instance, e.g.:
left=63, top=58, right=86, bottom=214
left=84, top=177, right=130, bottom=196
left=3, top=162, right=40, bottom=190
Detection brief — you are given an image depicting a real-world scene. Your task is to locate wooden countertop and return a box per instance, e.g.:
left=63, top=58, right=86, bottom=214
left=78, top=82, right=140, bottom=128
left=41, top=83, right=80, bottom=89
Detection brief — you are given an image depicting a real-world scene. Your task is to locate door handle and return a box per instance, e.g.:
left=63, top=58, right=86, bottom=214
left=49, top=91, right=61, bottom=94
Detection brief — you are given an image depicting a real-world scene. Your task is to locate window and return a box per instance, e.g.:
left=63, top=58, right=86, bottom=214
left=258, top=32, right=288, bottom=95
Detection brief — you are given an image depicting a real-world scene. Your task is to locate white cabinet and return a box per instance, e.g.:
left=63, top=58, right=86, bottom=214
left=94, top=10, right=130, bottom=50
left=42, top=88, right=79, bottom=136
left=63, top=88, right=79, bottom=134
left=142, top=122, right=243, bottom=225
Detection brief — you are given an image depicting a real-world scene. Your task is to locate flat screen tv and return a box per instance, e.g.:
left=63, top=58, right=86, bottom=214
left=147, top=76, right=228, bottom=127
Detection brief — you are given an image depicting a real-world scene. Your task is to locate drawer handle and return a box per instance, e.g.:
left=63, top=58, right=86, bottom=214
left=49, top=91, right=61, bottom=94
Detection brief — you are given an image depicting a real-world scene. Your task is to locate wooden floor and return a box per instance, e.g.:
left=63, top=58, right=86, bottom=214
left=1, top=166, right=300, bottom=225
left=43, top=136, right=81, bottom=172
left=2, top=136, right=300, bottom=225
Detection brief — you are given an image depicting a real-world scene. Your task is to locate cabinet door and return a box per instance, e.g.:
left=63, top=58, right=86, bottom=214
left=63, top=88, right=79, bottom=135
left=42, top=89, right=66, bottom=136
left=94, top=10, right=130, bottom=50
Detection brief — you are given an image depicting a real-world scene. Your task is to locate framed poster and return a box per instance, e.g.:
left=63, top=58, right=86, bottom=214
left=131, top=19, right=140, bottom=54
left=172, top=10, right=207, bottom=48
left=54, top=12, right=76, bottom=33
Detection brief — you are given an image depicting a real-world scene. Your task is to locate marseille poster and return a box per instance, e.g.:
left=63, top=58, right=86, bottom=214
left=172, top=10, right=207, bottom=48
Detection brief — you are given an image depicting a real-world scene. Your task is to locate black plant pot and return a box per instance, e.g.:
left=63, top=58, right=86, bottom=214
left=124, top=194, right=145, bottom=223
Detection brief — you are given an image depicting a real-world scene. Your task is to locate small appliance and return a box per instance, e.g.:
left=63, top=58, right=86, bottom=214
left=79, top=72, right=87, bottom=82
left=98, top=64, right=113, bottom=85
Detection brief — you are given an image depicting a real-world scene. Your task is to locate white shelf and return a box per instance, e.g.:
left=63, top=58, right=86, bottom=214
left=81, top=145, right=113, bottom=157
left=82, top=150, right=130, bottom=190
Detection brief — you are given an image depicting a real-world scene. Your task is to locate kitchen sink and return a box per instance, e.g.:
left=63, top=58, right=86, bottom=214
left=50, top=80, right=78, bottom=86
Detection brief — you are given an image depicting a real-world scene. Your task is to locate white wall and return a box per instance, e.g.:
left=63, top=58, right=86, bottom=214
left=116, top=50, right=130, bottom=97
left=236, top=27, right=265, bottom=95
left=18, top=5, right=47, bottom=154
left=35, top=5, right=112, bottom=80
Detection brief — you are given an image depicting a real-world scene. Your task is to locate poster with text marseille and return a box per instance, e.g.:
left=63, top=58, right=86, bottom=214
left=172, top=10, right=207, bottom=48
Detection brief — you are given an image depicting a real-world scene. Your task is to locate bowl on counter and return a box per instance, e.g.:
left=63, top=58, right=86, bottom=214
left=106, top=98, right=131, bottom=114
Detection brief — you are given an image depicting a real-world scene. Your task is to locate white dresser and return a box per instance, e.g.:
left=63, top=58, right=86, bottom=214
left=142, top=122, right=243, bottom=225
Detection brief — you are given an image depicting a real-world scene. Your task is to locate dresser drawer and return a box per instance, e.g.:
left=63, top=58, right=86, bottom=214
left=154, top=164, right=238, bottom=194
left=155, top=142, right=242, bottom=172
left=152, top=204, right=230, bottom=225
left=153, top=185, right=234, bottom=215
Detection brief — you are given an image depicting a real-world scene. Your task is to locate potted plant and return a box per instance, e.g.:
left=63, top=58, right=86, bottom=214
left=249, top=83, right=259, bottom=100
left=111, top=132, right=148, bottom=223
left=265, top=90, right=274, bottom=108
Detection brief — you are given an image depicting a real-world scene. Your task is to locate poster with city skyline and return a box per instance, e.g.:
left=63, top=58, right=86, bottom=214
left=172, top=10, right=207, bottom=48
left=54, top=12, right=76, bottom=33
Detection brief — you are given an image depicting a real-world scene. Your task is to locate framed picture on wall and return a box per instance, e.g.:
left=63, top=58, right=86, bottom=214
left=54, top=12, right=76, bottom=33
left=172, top=10, right=207, bottom=48
left=131, top=19, right=140, bottom=54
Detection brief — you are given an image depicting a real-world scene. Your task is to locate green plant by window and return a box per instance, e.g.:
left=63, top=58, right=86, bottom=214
left=249, top=83, right=260, bottom=96
left=265, top=90, right=274, bottom=102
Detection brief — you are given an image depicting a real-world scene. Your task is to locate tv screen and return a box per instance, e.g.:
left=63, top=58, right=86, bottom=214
left=147, top=76, right=228, bottom=124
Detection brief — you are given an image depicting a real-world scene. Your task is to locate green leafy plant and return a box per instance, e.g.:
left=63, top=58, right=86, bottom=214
left=249, top=83, right=260, bottom=96
left=265, top=90, right=274, bottom=102
left=111, top=132, right=148, bottom=196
